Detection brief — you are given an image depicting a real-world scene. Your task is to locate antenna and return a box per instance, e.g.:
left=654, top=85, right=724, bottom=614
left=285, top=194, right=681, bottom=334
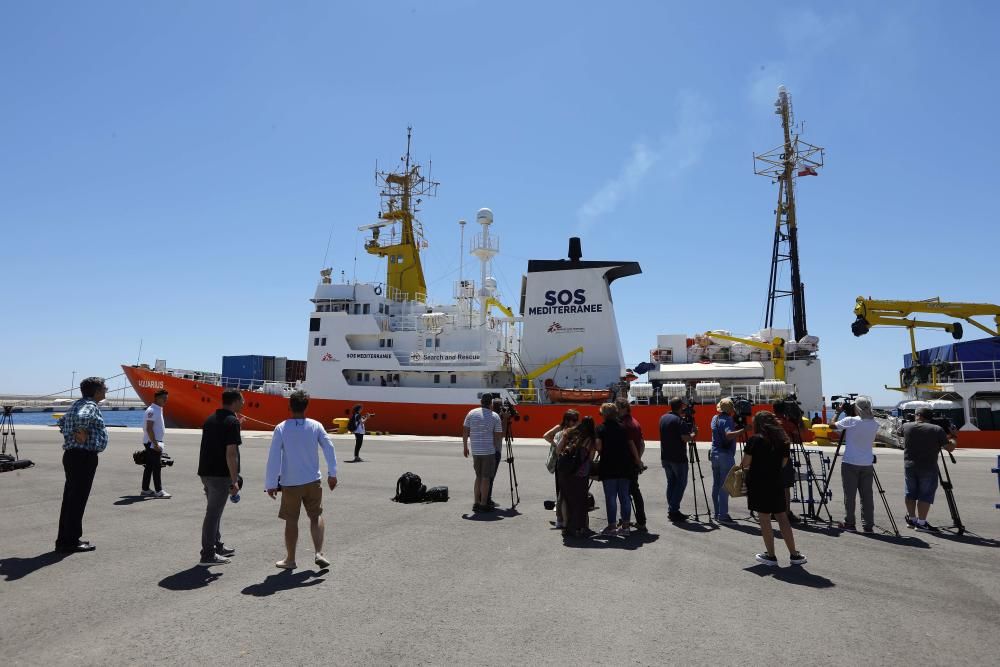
left=753, top=85, right=824, bottom=342
left=458, top=219, right=466, bottom=285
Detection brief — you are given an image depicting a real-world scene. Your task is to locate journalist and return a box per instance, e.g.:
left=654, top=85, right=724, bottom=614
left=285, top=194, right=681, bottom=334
left=462, top=394, right=503, bottom=513
left=595, top=403, right=641, bottom=536
left=709, top=398, right=744, bottom=523
left=832, top=398, right=879, bottom=533
left=901, top=407, right=955, bottom=531
left=544, top=409, right=580, bottom=530
left=659, top=396, right=696, bottom=522
left=196, top=389, right=244, bottom=566
left=741, top=411, right=807, bottom=566
left=140, top=389, right=170, bottom=498
left=616, top=400, right=648, bottom=533
left=556, top=415, right=596, bottom=537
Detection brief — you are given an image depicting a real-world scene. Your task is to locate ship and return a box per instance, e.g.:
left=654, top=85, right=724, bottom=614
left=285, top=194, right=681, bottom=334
left=124, top=100, right=834, bottom=441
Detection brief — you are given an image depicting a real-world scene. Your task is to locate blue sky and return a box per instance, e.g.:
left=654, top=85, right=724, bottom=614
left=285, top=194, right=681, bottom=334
left=2, top=1, right=998, bottom=405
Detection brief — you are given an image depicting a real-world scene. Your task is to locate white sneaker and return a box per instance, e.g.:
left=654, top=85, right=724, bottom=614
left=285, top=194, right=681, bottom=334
left=315, top=552, right=331, bottom=568
left=140, top=489, right=155, bottom=496
left=154, top=490, right=172, bottom=498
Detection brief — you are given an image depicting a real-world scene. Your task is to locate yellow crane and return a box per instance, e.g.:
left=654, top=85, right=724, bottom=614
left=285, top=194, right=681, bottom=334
left=513, top=346, right=584, bottom=402
left=852, top=297, right=1000, bottom=389
left=704, top=332, right=786, bottom=382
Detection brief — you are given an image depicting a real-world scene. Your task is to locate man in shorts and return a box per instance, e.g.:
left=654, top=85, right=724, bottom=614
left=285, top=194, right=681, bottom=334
left=265, top=390, right=338, bottom=569
left=463, top=394, right=503, bottom=513
left=901, top=407, right=955, bottom=531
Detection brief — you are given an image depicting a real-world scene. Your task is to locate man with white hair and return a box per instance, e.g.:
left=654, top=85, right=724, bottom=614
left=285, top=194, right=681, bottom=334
left=833, top=397, right=880, bottom=533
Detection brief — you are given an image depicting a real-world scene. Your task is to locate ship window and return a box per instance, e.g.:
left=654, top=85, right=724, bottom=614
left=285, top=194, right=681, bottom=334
left=313, top=337, right=320, bottom=346
left=363, top=304, right=370, bottom=314
left=434, top=374, right=440, bottom=384
left=435, top=338, right=441, bottom=348
left=321, top=337, right=327, bottom=346
left=353, top=304, right=360, bottom=314
left=379, top=339, right=385, bottom=348
left=387, top=338, right=393, bottom=347
left=450, top=374, right=457, bottom=384
left=310, top=318, right=320, bottom=332
left=364, top=373, right=370, bottom=382
left=356, top=373, right=362, bottom=382
left=425, top=338, right=433, bottom=347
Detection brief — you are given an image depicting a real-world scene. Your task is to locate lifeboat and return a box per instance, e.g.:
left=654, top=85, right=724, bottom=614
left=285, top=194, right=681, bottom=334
left=545, top=384, right=614, bottom=404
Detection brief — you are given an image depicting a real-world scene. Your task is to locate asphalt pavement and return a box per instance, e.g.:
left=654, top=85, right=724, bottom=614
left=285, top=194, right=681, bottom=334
left=2, top=426, right=999, bottom=666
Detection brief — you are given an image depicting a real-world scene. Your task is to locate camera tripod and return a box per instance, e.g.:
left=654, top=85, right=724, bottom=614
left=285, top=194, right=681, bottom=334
left=937, top=449, right=965, bottom=535
left=687, top=441, right=712, bottom=523
left=815, top=432, right=900, bottom=536
left=788, top=429, right=832, bottom=524
left=502, top=418, right=520, bottom=509
left=1, top=406, right=19, bottom=459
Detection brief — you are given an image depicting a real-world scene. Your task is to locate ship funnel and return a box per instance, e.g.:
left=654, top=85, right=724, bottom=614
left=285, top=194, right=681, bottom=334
left=568, top=237, right=582, bottom=262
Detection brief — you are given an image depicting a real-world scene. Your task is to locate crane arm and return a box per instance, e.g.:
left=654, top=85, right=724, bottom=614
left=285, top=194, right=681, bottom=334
left=852, top=296, right=1000, bottom=357
left=515, top=347, right=584, bottom=383
left=484, top=297, right=514, bottom=319
left=703, top=332, right=786, bottom=382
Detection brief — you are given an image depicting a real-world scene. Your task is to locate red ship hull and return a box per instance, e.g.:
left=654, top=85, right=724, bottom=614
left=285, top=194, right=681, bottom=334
left=123, top=365, right=999, bottom=447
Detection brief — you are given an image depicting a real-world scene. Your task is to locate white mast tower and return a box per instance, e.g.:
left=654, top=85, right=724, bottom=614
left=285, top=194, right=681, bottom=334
left=471, top=208, right=498, bottom=326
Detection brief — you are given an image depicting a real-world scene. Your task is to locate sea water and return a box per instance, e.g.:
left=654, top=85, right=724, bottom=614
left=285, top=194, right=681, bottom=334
left=11, top=410, right=146, bottom=428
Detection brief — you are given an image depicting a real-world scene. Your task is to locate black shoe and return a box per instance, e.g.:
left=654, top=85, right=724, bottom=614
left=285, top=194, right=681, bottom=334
left=55, top=542, right=95, bottom=553
left=472, top=504, right=484, bottom=513
left=215, top=544, right=236, bottom=557
left=488, top=500, right=499, bottom=508
left=862, top=525, right=875, bottom=534
left=788, top=512, right=801, bottom=524
left=634, top=524, right=649, bottom=534
left=480, top=504, right=496, bottom=512
left=668, top=511, right=688, bottom=522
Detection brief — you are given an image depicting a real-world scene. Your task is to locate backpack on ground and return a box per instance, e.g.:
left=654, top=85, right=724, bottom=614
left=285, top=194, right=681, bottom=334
left=394, top=472, right=426, bottom=503
left=424, top=486, right=449, bottom=502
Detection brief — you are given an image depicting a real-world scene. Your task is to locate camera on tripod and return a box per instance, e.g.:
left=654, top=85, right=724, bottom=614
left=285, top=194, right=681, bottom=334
left=680, top=402, right=696, bottom=423
left=730, top=395, right=753, bottom=425
left=775, top=393, right=805, bottom=422
left=500, top=398, right=518, bottom=419
left=831, top=393, right=859, bottom=418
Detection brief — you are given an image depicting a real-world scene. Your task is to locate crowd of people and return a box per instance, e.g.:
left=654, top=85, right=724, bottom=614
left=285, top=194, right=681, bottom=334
left=54, top=377, right=959, bottom=568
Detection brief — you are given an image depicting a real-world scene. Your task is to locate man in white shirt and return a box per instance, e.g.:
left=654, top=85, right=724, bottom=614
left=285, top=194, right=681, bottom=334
left=462, top=394, right=503, bottom=513
left=265, top=390, right=338, bottom=569
left=833, top=397, right=880, bottom=533
left=141, top=389, right=171, bottom=498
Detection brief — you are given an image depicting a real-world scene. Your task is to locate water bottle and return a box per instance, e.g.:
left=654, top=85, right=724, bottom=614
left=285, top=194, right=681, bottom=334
left=230, top=475, right=242, bottom=503
left=230, top=490, right=240, bottom=503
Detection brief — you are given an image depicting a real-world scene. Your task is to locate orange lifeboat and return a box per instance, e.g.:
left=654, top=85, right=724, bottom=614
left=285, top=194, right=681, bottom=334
left=545, top=383, right=614, bottom=404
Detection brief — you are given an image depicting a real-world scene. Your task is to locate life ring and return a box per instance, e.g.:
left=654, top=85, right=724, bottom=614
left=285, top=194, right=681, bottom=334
left=374, top=285, right=383, bottom=296
left=488, top=317, right=497, bottom=330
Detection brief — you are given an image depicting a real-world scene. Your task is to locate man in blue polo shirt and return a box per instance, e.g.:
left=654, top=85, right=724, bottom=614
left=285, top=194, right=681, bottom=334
left=56, top=376, right=108, bottom=553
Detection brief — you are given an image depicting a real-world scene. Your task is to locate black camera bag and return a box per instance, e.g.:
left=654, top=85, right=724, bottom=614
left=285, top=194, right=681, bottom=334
left=424, top=486, right=449, bottom=502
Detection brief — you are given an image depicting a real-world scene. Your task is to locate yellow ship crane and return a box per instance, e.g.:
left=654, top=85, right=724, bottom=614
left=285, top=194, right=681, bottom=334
left=484, top=297, right=514, bottom=319
left=852, top=297, right=1000, bottom=389
left=359, top=127, right=439, bottom=302
left=514, top=346, right=584, bottom=402
left=704, top=332, right=786, bottom=382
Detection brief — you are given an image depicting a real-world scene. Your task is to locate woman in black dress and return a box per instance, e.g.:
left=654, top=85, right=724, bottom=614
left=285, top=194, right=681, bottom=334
left=556, top=416, right=596, bottom=537
left=740, top=411, right=807, bottom=566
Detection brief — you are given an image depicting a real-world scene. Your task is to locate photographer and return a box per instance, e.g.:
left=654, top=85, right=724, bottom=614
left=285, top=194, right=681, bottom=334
left=462, top=394, right=503, bottom=513
left=709, top=398, right=745, bottom=523
left=831, top=397, right=879, bottom=533
left=616, top=400, right=647, bottom=533
left=595, top=403, right=642, bottom=536
left=659, top=396, right=697, bottom=522
left=901, top=407, right=955, bottom=531
left=349, top=404, right=371, bottom=462
left=140, top=389, right=171, bottom=498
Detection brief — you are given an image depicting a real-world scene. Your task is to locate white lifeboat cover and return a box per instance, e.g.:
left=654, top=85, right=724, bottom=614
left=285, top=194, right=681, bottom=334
left=649, top=361, right=765, bottom=381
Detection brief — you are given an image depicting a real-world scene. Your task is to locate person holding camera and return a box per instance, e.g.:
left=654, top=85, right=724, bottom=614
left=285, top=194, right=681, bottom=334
left=709, top=398, right=745, bottom=523
left=831, top=397, right=878, bottom=533
left=265, top=390, right=338, bottom=570
left=556, top=415, right=596, bottom=537
left=349, top=403, right=371, bottom=462
left=659, top=396, right=697, bottom=522
left=616, top=400, right=648, bottom=533
left=544, top=409, right=580, bottom=529
left=595, top=403, right=642, bottom=536
left=463, top=394, right=503, bottom=513
left=741, top=411, right=807, bottom=566
left=901, top=407, right=955, bottom=531
left=140, top=389, right=171, bottom=498
left=196, top=389, right=244, bottom=566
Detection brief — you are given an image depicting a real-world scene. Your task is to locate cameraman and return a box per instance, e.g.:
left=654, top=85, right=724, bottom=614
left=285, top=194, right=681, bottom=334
left=140, top=389, right=171, bottom=498
left=616, top=400, right=647, bottom=533
left=709, top=398, right=745, bottom=523
left=659, top=396, right=697, bottom=522
left=830, top=398, right=878, bottom=533
left=901, top=407, right=955, bottom=531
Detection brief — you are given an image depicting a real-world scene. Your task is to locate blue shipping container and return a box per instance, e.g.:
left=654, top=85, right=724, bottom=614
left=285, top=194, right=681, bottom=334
left=222, top=355, right=266, bottom=389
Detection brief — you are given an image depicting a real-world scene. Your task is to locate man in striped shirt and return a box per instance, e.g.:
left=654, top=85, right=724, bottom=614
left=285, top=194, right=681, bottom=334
left=55, top=376, right=109, bottom=553
left=463, top=394, right=503, bottom=513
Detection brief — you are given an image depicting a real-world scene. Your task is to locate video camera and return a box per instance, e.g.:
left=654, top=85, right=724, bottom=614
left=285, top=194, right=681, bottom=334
left=500, top=398, right=519, bottom=419
left=680, top=402, right=696, bottom=423
left=132, top=449, right=175, bottom=467
left=730, top=395, right=753, bottom=425
left=775, top=393, right=805, bottom=423
left=831, top=394, right=859, bottom=417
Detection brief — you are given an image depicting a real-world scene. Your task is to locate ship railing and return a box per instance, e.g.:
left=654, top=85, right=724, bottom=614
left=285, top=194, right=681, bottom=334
left=385, top=286, right=427, bottom=303
left=158, top=368, right=297, bottom=394
left=948, top=360, right=1000, bottom=384
left=470, top=233, right=499, bottom=253
left=503, top=386, right=539, bottom=404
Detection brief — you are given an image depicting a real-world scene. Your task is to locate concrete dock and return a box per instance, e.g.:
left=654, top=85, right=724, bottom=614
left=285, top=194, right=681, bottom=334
left=2, top=426, right=999, bottom=665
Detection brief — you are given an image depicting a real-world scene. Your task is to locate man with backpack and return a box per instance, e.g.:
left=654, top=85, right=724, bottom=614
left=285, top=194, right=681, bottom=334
left=463, top=394, right=503, bottom=513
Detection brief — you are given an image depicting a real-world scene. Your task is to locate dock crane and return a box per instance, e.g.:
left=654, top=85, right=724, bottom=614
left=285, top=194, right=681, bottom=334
left=851, top=297, right=1000, bottom=387
left=513, top=346, right=584, bottom=402
left=704, top=332, right=786, bottom=382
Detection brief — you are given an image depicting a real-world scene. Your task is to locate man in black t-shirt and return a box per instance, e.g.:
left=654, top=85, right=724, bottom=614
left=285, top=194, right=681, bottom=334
left=902, top=407, right=955, bottom=531
left=659, top=396, right=697, bottom=521
left=197, top=389, right=244, bottom=566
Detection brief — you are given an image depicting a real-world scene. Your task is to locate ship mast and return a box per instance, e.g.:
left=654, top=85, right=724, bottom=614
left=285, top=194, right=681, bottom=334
left=754, top=86, right=824, bottom=342
left=361, top=127, right=438, bottom=302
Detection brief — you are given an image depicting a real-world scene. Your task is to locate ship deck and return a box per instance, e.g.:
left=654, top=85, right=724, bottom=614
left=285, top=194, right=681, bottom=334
left=2, top=427, right=999, bottom=665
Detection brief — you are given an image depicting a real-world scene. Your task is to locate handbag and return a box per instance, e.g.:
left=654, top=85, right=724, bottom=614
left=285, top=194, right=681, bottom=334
left=545, top=442, right=558, bottom=473
left=724, top=464, right=748, bottom=497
